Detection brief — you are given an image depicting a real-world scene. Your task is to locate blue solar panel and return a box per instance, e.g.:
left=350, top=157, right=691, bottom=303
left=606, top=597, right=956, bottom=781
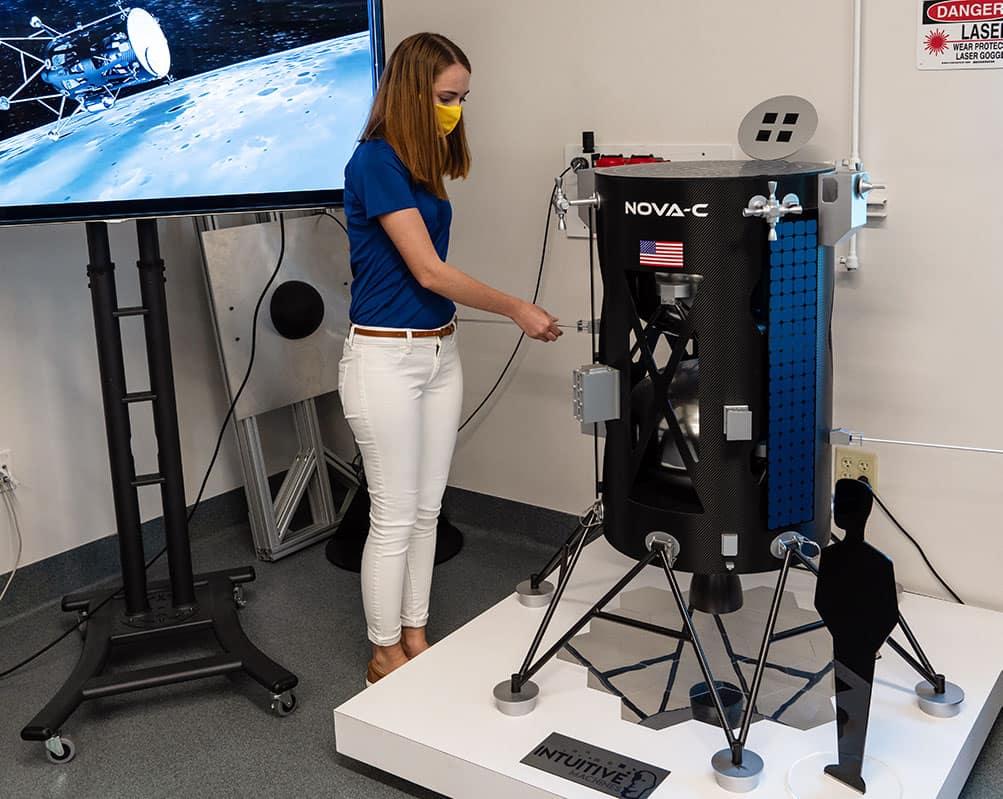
left=767, top=219, right=820, bottom=529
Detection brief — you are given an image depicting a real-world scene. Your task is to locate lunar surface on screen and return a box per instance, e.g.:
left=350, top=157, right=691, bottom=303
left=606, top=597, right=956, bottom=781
left=0, top=31, right=370, bottom=206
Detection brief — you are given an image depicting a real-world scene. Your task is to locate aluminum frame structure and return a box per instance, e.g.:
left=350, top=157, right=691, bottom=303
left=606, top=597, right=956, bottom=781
left=235, top=406, right=359, bottom=562
left=195, top=213, right=359, bottom=561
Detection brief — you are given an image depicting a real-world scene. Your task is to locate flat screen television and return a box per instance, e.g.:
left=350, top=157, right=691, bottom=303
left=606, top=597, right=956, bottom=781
left=0, top=1, right=384, bottom=224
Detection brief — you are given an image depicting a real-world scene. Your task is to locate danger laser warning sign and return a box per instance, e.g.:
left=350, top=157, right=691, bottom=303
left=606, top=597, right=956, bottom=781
left=918, top=1, right=1003, bottom=69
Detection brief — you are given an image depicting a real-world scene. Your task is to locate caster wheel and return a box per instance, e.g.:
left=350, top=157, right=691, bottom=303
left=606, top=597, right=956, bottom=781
left=44, top=736, right=75, bottom=765
left=270, top=691, right=296, bottom=717
left=233, top=586, right=247, bottom=609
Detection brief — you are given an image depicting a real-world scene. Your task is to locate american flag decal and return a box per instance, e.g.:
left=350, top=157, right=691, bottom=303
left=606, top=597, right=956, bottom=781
left=639, top=240, right=684, bottom=268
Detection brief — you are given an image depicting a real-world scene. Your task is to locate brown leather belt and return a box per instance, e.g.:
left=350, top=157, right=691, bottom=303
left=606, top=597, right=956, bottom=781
left=352, top=322, right=455, bottom=339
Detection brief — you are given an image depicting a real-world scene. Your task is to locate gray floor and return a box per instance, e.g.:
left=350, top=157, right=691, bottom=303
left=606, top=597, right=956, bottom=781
left=1, top=505, right=1001, bottom=798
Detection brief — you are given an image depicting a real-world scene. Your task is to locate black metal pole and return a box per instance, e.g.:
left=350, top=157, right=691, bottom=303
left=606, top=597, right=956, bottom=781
left=531, top=513, right=594, bottom=589
left=793, top=546, right=945, bottom=693
left=791, top=548, right=820, bottom=575
left=712, top=615, right=752, bottom=697
left=515, top=513, right=594, bottom=683
left=563, top=642, right=648, bottom=722
left=771, top=620, right=827, bottom=643
left=85, top=222, right=150, bottom=616
left=885, top=637, right=938, bottom=686
left=738, top=550, right=794, bottom=746
left=517, top=548, right=660, bottom=688
left=659, top=617, right=690, bottom=713
left=592, top=611, right=690, bottom=641
left=896, top=613, right=940, bottom=686
left=135, top=219, right=196, bottom=608
left=554, top=543, right=568, bottom=588
left=658, top=549, right=738, bottom=750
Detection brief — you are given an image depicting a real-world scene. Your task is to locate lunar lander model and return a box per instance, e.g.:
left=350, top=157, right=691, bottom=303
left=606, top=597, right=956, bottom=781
left=495, top=101, right=963, bottom=793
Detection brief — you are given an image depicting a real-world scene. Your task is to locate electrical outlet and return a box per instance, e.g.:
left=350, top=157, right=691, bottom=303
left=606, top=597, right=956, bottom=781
left=834, top=445, right=877, bottom=489
left=0, top=448, right=12, bottom=492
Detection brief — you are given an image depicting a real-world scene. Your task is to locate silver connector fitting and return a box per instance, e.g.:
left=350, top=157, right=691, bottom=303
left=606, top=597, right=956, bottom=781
left=554, top=177, right=571, bottom=231
left=553, top=173, right=600, bottom=232
left=828, top=427, right=862, bottom=446
left=645, top=531, right=681, bottom=565
left=770, top=531, right=821, bottom=560
left=819, top=162, right=886, bottom=247
left=743, top=181, right=802, bottom=242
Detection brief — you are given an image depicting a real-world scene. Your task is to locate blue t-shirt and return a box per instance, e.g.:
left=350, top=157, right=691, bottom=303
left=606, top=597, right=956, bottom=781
left=343, top=139, right=456, bottom=328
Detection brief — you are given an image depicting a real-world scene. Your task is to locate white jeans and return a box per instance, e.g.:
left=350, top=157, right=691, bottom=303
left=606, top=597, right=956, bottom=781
left=337, top=324, right=463, bottom=646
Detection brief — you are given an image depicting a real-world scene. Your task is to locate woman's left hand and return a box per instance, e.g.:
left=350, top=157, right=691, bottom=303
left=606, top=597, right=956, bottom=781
left=514, top=302, right=562, bottom=342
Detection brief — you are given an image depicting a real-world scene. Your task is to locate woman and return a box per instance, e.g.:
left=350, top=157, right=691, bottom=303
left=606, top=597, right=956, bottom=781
left=339, top=32, right=562, bottom=686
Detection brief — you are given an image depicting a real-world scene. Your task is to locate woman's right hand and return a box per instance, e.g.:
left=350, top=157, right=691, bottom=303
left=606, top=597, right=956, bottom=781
left=513, top=301, right=562, bottom=342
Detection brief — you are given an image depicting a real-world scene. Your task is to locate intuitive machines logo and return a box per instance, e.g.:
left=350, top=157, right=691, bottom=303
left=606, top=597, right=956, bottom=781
left=521, top=733, right=670, bottom=798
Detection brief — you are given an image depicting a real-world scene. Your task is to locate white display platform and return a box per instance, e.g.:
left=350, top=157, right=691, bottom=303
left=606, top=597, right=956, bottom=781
left=334, top=538, right=1003, bottom=798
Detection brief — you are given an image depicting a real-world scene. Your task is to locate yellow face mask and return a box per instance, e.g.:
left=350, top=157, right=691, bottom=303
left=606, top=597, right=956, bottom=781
left=435, top=103, right=462, bottom=136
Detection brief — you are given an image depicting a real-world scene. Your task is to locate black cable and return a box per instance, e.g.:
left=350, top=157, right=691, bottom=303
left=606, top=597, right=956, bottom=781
left=320, top=208, right=349, bottom=237
left=872, top=490, right=964, bottom=604
left=587, top=204, right=601, bottom=498
left=0, top=215, right=289, bottom=681
left=457, top=184, right=557, bottom=433
left=587, top=205, right=598, bottom=362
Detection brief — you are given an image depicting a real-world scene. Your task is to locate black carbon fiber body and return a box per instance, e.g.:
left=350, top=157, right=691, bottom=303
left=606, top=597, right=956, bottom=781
left=595, top=160, right=835, bottom=575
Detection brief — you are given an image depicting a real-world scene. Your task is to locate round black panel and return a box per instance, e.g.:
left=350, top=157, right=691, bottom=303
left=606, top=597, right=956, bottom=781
left=270, top=281, right=325, bottom=340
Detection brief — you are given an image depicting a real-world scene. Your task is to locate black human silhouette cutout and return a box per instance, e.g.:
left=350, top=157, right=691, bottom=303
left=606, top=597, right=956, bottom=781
left=814, top=477, right=899, bottom=794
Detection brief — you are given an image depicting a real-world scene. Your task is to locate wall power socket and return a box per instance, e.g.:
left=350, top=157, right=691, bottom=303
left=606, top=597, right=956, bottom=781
left=834, top=445, right=878, bottom=489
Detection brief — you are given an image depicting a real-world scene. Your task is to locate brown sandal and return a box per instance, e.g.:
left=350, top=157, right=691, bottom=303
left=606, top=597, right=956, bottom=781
left=366, top=659, right=389, bottom=688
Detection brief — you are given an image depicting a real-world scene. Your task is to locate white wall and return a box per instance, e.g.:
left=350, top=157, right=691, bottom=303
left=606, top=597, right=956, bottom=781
left=835, top=1, right=1003, bottom=608
left=3, top=0, right=1000, bottom=613
left=382, top=0, right=1003, bottom=608
left=0, top=217, right=297, bottom=574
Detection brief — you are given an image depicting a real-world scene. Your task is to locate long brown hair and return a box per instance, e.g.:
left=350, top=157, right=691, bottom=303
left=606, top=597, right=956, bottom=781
left=361, top=33, right=471, bottom=199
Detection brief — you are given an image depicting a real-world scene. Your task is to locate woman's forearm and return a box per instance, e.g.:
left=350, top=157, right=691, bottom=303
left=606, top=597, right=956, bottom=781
left=419, top=260, right=524, bottom=319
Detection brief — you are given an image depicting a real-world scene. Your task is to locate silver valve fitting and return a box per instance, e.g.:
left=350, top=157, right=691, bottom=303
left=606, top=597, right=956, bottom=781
left=742, top=181, right=802, bottom=242
left=553, top=174, right=599, bottom=231
left=856, top=174, right=886, bottom=199
left=554, top=177, right=571, bottom=231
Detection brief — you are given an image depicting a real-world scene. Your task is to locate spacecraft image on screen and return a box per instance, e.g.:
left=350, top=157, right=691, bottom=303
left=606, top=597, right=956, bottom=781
left=0, top=1, right=376, bottom=222
left=0, top=6, right=172, bottom=140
